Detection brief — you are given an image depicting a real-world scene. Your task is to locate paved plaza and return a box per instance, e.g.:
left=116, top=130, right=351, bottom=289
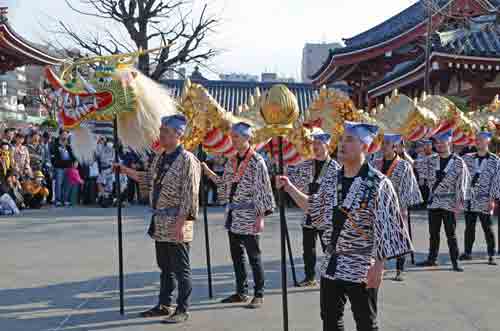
left=1, top=206, right=499, bottom=331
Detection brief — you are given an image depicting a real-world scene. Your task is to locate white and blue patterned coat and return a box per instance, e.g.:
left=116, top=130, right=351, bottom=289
left=414, top=154, right=470, bottom=212
left=462, top=152, right=500, bottom=215
left=309, top=162, right=413, bottom=283
left=138, top=149, right=201, bottom=243
left=371, top=157, right=423, bottom=209
left=287, top=159, right=341, bottom=229
left=216, top=152, right=276, bottom=235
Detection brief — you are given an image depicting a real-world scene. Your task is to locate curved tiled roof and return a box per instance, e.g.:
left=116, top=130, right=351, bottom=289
left=162, top=79, right=330, bottom=114
left=436, top=22, right=500, bottom=57
left=0, top=18, right=64, bottom=64
left=367, top=20, right=500, bottom=92
left=311, top=0, right=500, bottom=80
left=367, top=55, right=425, bottom=91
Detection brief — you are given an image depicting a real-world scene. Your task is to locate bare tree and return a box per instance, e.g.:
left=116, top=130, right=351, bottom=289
left=54, top=0, right=220, bottom=80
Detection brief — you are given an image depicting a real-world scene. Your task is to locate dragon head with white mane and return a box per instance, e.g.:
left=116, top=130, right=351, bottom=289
left=45, top=48, right=178, bottom=161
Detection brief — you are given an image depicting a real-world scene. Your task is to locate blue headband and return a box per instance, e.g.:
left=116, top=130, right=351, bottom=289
left=477, top=131, right=492, bottom=140
left=161, top=114, right=187, bottom=135
left=383, top=133, right=403, bottom=145
left=311, top=128, right=331, bottom=144
left=421, top=139, right=432, bottom=145
left=232, top=122, right=253, bottom=139
left=433, top=130, right=453, bottom=143
left=344, top=121, right=379, bottom=146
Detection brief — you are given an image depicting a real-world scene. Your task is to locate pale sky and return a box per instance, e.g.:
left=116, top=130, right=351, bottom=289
left=2, top=0, right=419, bottom=80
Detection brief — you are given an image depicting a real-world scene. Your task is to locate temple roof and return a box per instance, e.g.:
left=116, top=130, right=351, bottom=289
left=436, top=19, right=500, bottom=57
left=311, top=0, right=500, bottom=83
left=367, top=18, right=500, bottom=94
left=161, top=79, right=326, bottom=114
left=0, top=15, right=64, bottom=73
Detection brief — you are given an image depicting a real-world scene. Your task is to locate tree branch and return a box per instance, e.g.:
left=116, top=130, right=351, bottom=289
left=56, top=0, right=220, bottom=80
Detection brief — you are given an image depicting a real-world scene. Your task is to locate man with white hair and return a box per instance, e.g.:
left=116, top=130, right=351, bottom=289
left=116, top=114, right=201, bottom=324
left=460, top=131, right=500, bottom=265
left=277, top=121, right=413, bottom=331
left=203, top=122, right=275, bottom=309
left=287, top=128, right=340, bottom=287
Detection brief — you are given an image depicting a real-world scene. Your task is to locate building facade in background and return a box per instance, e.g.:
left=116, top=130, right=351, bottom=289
left=0, top=7, right=64, bottom=124
left=219, top=73, right=259, bottom=82
left=311, top=0, right=500, bottom=110
left=301, top=42, right=342, bottom=83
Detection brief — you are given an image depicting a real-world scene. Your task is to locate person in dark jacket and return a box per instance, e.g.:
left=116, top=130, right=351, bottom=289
left=122, top=147, right=142, bottom=204
left=51, top=129, right=76, bottom=207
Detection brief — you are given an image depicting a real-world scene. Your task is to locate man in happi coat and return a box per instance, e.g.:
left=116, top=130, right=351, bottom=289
left=415, top=130, right=470, bottom=272
left=117, top=114, right=201, bottom=324
left=203, top=122, right=275, bottom=309
left=287, top=128, right=340, bottom=287
left=414, top=139, right=433, bottom=206
left=371, top=134, right=422, bottom=281
left=277, top=121, right=413, bottom=331
left=460, top=131, right=500, bottom=265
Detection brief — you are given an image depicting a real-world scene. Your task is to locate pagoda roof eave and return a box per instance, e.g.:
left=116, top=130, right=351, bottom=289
left=310, top=0, right=500, bottom=86
left=0, top=20, right=65, bottom=66
left=311, top=14, right=442, bottom=86
left=367, top=52, right=500, bottom=97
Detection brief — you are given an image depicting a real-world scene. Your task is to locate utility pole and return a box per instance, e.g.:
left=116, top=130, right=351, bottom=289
left=424, top=0, right=433, bottom=94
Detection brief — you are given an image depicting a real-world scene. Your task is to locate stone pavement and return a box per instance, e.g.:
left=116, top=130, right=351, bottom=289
left=0, top=206, right=499, bottom=331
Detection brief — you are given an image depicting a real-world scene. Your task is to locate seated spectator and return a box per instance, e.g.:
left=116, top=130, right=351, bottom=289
left=1, top=170, right=26, bottom=209
left=22, top=171, right=50, bottom=209
left=65, top=162, right=84, bottom=207
left=0, top=191, right=19, bottom=216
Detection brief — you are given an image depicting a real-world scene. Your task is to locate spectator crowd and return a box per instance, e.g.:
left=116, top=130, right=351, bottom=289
left=0, top=124, right=232, bottom=216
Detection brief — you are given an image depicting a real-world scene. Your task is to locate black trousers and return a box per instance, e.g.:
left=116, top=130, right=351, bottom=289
left=228, top=231, right=265, bottom=297
left=320, top=278, right=379, bottom=331
left=427, top=209, right=460, bottom=263
left=155, top=241, right=192, bottom=313
left=464, top=211, right=496, bottom=257
left=126, top=178, right=139, bottom=203
left=396, top=255, right=406, bottom=272
left=82, top=178, right=97, bottom=205
left=303, top=227, right=326, bottom=280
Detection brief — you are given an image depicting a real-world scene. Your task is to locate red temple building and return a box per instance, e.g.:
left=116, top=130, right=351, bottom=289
left=0, top=8, right=63, bottom=72
left=311, top=0, right=500, bottom=110
left=0, top=7, right=64, bottom=125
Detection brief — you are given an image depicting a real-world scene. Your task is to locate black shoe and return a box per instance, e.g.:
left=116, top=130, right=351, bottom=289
left=297, top=278, right=318, bottom=287
left=459, top=253, right=472, bottom=261
left=488, top=256, right=498, bottom=266
left=162, top=311, right=189, bottom=324
left=220, top=293, right=250, bottom=304
left=139, top=304, right=175, bottom=318
left=246, top=297, right=263, bottom=309
left=393, top=271, right=405, bottom=282
left=452, top=263, right=464, bottom=272
left=416, top=260, right=438, bottom=267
